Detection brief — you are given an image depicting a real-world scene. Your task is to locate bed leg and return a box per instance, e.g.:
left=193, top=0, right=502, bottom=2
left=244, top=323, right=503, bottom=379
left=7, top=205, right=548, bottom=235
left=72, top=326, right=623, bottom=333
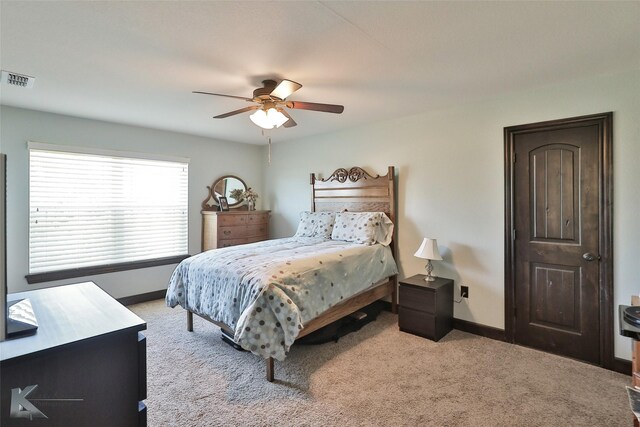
left=266, top=357, right=274, bottom=382
left=187, top=310, right=193, bottom=332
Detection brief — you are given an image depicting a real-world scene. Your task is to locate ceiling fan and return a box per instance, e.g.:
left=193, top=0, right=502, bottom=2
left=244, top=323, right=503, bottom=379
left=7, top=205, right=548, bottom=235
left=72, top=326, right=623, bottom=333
left=193, top=79, right=344, bottom=130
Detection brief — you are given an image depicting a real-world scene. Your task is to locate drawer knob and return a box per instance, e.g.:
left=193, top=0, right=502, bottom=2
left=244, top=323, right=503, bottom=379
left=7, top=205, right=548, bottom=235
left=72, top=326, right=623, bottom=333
left=224, top=230, right=231, bottom=235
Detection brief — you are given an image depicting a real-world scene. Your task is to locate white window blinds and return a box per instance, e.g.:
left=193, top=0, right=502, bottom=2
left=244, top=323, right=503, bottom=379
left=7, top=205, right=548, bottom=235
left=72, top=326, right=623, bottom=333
left=29, top=144, right=189, bottom=274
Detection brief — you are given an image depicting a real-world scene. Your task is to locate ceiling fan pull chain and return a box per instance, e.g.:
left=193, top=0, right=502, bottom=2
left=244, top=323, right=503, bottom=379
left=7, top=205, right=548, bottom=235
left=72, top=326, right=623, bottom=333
left=260, top=129, right=272, bottom=165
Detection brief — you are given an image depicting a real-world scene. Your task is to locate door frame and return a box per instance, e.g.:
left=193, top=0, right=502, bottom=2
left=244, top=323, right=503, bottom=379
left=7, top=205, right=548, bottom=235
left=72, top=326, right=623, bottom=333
left=504, top=112, right=613, bottom=369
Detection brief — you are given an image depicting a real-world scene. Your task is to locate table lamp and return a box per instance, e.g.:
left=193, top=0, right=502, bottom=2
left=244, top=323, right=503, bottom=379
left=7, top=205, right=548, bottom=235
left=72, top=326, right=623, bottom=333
left=414, top=238, right=443, bottom=281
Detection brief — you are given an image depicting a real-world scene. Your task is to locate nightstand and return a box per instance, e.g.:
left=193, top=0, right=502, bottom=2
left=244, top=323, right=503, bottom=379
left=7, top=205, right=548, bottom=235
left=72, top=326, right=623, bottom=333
left=398, top=275, right=453, bottom=341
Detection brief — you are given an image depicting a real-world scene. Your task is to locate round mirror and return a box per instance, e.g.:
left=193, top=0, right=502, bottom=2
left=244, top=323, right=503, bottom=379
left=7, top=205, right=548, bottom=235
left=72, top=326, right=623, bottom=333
left=211, top=175, right=247, bottom=208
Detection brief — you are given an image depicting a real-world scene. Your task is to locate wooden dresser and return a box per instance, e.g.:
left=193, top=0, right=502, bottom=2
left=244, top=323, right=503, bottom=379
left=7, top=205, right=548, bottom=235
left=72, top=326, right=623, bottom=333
left=201, top=210, right=270, bottom=251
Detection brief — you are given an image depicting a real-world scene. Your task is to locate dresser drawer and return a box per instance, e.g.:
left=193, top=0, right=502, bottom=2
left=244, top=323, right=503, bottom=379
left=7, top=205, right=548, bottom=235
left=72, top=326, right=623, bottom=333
left=246, top=223, right=268, bottom=237
left=399, top=307, right=435, bottom=339
left=218, top=215, right=247, bottom=226
left=137, top=332, right=147, bottom=401
left=219, top=225, right=247, bottom=239
left=201, top=210, right=270, bottom=251
left=138, top=402, right=147, bottom=427
left=400, top=285, right=435, bottom=313
left=218, top=238, right=247, bottom=248
left=247, top=213, right=269, bottom=224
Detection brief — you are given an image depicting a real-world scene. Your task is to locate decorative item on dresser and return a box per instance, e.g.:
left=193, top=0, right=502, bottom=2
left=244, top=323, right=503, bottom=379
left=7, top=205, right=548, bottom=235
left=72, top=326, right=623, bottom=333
left=398, top=275, right=453, bottom=341
left=217, top=196, right=229, bottom=211
left=202, top=175, right=248, bottom=210
left=201, top=210, right=270, bottom=251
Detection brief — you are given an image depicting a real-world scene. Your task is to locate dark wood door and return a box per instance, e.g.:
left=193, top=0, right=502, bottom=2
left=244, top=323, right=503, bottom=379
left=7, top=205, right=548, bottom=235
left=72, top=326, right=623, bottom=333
left=507, top=114, right=612, bottom=365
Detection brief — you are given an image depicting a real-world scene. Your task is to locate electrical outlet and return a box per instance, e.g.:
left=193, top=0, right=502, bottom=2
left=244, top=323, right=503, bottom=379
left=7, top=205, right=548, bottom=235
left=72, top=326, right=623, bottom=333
left=461, top=286, right=469, bottom=298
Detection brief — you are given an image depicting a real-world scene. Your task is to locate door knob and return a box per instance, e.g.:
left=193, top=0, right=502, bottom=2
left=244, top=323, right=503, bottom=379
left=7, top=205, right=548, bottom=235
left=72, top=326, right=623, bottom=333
left=582, top=252, right=601, bottom=261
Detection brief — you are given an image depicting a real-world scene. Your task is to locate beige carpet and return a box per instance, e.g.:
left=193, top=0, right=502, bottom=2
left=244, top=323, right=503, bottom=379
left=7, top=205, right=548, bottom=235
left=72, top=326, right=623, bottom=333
left=129, top=300, right=629, bottom=426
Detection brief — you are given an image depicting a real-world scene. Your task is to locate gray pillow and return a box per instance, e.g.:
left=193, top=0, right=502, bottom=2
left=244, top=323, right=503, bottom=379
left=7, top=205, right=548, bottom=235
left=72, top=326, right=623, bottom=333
left=293, top=211, right=336, bottom=239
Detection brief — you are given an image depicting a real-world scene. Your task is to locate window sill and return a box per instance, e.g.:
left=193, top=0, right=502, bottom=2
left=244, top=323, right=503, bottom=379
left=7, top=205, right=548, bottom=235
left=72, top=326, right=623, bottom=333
left=25, top=255, right=190, bottom=284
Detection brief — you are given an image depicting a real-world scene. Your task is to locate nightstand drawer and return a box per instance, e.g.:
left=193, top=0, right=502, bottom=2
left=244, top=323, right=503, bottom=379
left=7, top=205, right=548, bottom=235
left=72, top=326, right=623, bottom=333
left=399, top=307, right=435, bottom=339
left=400, top=285, right=435, bottom=313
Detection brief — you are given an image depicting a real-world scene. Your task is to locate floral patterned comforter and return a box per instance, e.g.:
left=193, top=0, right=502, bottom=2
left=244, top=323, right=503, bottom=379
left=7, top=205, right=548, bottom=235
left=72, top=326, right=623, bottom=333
left=166, top=237, right=398, bottom=361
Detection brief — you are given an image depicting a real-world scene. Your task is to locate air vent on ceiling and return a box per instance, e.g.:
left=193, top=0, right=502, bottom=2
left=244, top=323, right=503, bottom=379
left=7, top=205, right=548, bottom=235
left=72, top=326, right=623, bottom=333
left=1, top=70, right=35, bottom=88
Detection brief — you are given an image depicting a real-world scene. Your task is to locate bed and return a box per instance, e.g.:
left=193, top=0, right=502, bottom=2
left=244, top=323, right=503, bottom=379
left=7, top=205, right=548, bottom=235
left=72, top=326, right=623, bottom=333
left=166, top=166, right=398, bottom=381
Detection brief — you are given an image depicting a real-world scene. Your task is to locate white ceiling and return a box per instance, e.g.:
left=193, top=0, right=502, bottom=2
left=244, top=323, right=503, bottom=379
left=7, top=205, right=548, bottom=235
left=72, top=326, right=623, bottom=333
left=1, top=1, right=639, bottom=145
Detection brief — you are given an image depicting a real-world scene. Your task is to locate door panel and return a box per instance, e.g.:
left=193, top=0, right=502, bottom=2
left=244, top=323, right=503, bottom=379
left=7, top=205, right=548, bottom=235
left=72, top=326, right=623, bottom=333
left=531, top=146, right=579, bottom=242
left=513, top=124, right=600, bottom=364
left=529, top=262, right=580, bottom=333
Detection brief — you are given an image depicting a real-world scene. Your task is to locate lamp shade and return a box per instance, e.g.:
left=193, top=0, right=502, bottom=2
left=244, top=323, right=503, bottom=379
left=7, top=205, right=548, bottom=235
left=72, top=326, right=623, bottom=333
left=249, top=109, right=273, bottom=129
left=250, top=108, right=290, bottom=129
left=414, top=238, right=443, bottom=260
left=266, top=108, right=289, bottom=128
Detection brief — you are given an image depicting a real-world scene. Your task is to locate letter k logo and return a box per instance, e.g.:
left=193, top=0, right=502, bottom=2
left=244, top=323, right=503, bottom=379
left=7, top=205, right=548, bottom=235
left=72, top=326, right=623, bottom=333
left=10, top=385, right=47, bottom=420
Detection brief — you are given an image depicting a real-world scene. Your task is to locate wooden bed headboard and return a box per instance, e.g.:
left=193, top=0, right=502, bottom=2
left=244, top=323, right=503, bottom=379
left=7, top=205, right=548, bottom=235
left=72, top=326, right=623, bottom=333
left=310, top=166, right=395, bottom=219
left=310, top=166, right=397, bottom=253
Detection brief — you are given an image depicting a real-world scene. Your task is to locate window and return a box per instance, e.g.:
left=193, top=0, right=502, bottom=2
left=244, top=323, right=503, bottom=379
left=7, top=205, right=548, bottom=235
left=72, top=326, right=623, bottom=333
left=27, top=142, right=189, bottom=283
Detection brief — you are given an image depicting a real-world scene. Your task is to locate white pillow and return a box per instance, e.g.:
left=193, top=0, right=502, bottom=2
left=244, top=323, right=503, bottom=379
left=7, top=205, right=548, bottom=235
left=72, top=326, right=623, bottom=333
left=293, top=211, right=336, bottom=239
left=331, top=212, right=394, bottom=246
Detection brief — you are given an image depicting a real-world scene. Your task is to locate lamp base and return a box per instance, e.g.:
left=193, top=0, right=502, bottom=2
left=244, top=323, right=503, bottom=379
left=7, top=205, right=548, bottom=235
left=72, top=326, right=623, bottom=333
left=424, top=260, right=437, bottom=282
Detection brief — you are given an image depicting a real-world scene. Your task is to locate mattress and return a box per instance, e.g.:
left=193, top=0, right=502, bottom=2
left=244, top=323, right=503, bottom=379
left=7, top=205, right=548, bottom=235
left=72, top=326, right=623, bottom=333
left=166, top=236, right=398, bottom=360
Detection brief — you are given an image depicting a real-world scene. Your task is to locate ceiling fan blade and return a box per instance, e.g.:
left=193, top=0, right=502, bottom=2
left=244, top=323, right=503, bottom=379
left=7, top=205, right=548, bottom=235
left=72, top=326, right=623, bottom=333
left=193, top=91, right=253, bottom=102
left=286, top=101, right=344, bottom=114
left=280, top=109, right=297, bottom=128
left=213, top=105, right=259, bottom=119
left=270, top=79, right=302, bottom=100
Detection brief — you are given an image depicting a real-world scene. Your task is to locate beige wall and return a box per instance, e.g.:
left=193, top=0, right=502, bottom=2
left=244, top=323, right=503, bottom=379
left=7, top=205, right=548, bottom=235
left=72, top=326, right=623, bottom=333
left=1, top=69, right=638, bottom=360
left=262, top=69, right=640, bottom=360
left=1, top=106, right=264, bottom=299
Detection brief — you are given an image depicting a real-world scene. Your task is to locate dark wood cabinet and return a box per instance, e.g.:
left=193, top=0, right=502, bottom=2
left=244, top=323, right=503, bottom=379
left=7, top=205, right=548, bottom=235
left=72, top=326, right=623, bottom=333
left=1, top=282, right=147, bottom=426
left=398, top=275, right=453, bottom=341
left=620, top=296, right=640, bottom=426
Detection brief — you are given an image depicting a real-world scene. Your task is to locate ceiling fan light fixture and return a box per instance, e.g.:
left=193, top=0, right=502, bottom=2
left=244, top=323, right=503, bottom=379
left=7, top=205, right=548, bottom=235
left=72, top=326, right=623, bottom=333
left=267, top=108, right=289, bottom=128
left=249, top=108, right=289, bottom=129
left=249, top=109, right=274, bottom=129
left=195, top=78, right=343, bottom=130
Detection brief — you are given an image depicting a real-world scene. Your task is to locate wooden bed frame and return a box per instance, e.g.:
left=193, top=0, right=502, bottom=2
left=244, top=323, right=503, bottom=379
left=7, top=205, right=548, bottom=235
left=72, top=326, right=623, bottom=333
left=186, top=166, right=397, bottom=382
